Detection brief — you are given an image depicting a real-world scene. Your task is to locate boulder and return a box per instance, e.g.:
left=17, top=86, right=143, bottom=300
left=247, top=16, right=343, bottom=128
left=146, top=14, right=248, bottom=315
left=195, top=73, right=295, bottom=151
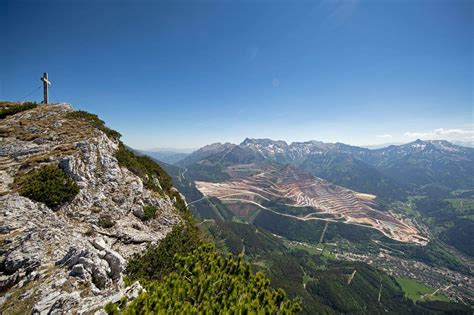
left=90, top=237, right=107, bottom=251
left=104, top=249, right=126, bottom=280
left=70, top=264, right=86, bottom=278
left=132, top=205, right=145, bottom=220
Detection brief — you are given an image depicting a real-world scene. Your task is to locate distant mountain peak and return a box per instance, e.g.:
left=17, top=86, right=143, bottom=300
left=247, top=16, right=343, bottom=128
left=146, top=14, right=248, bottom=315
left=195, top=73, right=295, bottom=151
left=401, top=139, right=465, bottom=153
left=240, top=138, right=288, bottom=146
left=199, top=142, right=236, bottom=151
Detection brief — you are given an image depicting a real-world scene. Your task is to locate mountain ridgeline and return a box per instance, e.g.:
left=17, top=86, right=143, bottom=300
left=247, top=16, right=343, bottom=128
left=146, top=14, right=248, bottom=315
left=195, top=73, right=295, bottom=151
left=177, top=138, right=474, bottom=200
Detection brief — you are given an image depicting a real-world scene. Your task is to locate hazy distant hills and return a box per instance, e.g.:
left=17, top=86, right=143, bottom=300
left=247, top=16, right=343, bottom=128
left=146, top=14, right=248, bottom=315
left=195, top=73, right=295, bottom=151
left=177, top=142, right=258, bottom=166
left=139, top=150, right=189, bottom=164
left=176, top=143, right=264, bottom=182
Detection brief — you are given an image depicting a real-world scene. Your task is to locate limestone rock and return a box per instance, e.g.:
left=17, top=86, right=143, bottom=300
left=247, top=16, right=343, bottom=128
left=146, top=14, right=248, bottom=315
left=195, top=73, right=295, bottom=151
left=104, top=249, right=126, bottom=281
left=91, top=237, right=107, bottom=251
left=0, top=104, right=181, bottom=313
left=132, top=205, right=145, bottom=220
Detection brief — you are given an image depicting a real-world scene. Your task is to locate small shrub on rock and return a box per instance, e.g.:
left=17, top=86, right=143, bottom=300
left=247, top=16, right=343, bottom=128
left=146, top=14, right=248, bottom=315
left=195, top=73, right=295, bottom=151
left=17, top=164, right=79, bottom=209
left=84, top=226, right=96, bottom=237
left=171, top=190, right=187, bottom=212
left=98, top=215, right=115, bottom=229
left=142, top=205, right=157, bottom=221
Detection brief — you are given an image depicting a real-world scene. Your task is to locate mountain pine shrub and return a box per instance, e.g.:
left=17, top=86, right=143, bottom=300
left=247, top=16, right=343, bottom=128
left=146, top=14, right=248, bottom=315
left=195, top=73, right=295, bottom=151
left=115, top=143, right=188, bottom=213
left=115, top=143, right=172, bottom=193
left=120, top=222, right=300, bottom=314
left=0, top=102, right=37, bottom=119
left=142, top=205, right=157, bottom=221
left=117, top=245, right=301, bottom=314
left=126, top=222, right=204, bottom=282
left=16, top=164, right=79, bottom=209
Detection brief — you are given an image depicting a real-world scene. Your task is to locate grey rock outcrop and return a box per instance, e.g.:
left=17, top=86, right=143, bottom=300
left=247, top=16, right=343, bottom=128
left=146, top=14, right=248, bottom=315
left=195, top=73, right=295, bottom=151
left=0, top=104, right=181, bottom=313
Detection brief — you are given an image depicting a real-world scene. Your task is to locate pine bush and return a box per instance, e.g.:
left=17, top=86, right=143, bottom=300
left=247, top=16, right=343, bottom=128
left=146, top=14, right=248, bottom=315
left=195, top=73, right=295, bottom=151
left=0, top=102, right=37, bottom=119
left=120, top=245, right=301, bottom=314
left=126, top=223, right=203, bottom=281
left=17, top=164, right=79, bottom=209
left=142, top=205, right=157, bottom=221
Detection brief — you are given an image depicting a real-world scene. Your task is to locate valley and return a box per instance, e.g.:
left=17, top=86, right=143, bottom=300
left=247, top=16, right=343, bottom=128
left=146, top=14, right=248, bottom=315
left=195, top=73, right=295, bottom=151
left=337, top=246, right=474, bottom=304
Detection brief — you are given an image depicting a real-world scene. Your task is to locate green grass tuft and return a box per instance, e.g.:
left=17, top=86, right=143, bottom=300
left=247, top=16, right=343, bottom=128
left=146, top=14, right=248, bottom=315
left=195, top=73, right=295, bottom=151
left=66, top=110, right=121, bottom=139
left=98, top=215, right=115, bottom=229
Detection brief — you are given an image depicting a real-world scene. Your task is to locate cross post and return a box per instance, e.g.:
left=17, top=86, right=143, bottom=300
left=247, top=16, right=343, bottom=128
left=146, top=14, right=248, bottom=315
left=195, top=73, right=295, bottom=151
left=40, top=72, right=51, bottom=104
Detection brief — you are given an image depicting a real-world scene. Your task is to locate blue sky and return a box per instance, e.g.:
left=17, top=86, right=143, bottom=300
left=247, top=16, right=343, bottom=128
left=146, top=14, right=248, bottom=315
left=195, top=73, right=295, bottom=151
left=1, top=0, right=472, bottom=149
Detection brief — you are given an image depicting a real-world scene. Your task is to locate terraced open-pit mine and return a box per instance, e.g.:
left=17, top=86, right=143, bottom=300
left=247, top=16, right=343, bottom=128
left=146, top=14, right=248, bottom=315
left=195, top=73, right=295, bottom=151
left=195, top=164, right=428, bottom=245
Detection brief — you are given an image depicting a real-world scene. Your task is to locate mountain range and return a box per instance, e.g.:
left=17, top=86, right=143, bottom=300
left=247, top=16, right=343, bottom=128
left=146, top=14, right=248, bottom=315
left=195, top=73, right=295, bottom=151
left=176, top=138, right=474, bottom=200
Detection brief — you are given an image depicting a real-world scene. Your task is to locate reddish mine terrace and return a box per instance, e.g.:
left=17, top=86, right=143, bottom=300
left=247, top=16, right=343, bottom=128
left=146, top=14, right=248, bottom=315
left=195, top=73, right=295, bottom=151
left=195, top=163, right=428, bottom=245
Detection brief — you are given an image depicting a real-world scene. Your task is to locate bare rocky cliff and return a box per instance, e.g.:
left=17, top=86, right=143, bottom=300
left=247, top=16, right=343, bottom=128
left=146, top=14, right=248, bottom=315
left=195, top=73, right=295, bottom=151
left=0, top=103, right=181, bottom=313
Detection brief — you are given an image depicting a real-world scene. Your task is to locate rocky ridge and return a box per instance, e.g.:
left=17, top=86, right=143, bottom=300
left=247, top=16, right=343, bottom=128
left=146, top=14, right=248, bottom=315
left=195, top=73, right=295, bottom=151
left=239, top=138, right=474, bottom=164
left=0, top=103, right=181, bottom=313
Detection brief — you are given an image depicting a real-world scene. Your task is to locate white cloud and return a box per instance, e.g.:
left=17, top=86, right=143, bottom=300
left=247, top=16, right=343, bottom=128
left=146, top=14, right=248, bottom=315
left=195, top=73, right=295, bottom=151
left=376, top=134, right=392, bottom=138
left=404, top=128, right=474, bottom=140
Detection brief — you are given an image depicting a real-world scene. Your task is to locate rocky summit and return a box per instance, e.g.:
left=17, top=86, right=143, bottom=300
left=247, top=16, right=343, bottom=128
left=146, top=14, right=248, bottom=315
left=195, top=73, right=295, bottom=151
left=0, top=103, right=181, bottom=314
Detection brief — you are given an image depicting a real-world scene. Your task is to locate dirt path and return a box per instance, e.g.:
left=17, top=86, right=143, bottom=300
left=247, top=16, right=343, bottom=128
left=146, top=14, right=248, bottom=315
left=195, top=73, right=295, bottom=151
left=319, top=221, right=329, bottom=244
left=220, top=197, right=402, bottom=233
left=378, top=280, right=382, bottom=302
left=348, top=269, right=357, bottom=285
left=422, top=284, right=452, bottom=300
left=197, top=219, right=215, bottom=226
left=179, top=167, right=188, bottom=181
left=187, top=196, right=209, bottom=205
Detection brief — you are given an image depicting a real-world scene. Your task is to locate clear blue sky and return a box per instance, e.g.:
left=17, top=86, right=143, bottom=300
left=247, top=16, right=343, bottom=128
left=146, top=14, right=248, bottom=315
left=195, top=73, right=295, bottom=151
left=1, top=0, right=472, bottom=149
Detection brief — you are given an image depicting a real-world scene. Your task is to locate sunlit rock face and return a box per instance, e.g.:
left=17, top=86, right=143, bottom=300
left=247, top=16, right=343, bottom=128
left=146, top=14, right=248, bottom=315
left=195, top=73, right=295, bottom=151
left=0, top=103, right=180, bottom=313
